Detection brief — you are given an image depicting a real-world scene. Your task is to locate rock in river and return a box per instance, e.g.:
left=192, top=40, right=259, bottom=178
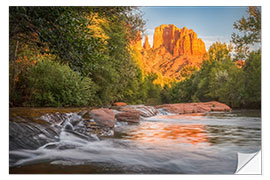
left=156, top=101, right=231, bottom=114
left=115, top=111, right=141, bottom=123
left=90, top=108, right=115, bottom=128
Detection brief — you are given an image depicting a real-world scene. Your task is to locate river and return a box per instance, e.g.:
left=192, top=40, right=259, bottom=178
left=9, top=109, right=261, bottom=174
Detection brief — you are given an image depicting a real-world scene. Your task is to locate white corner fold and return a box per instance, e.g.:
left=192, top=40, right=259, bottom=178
left=235, top=150, right=261, bottom=174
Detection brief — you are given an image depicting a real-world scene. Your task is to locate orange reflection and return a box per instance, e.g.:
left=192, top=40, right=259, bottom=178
left=156, top=113, right=206, bottom=120
left=128, top=121, right=209, bottom=146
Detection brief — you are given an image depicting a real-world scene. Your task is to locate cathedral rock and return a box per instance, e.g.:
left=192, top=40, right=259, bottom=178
left=133, top=24, right=207, bottom=85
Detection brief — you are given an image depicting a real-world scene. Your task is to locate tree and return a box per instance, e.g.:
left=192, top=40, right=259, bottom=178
left=9, top=7, right=147, bottom=107
left=243, top=50, right=261, bottom=108
left=231, top=6, right=261, bottom=60
left=164, top=41, right=246, bottom=108
left=208, top=42, right=232, bottom=61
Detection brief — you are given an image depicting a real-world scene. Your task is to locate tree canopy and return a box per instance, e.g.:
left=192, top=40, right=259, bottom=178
left=231, top=6, right=261, bottom=60
left=9, top=6, right=261, bottom=109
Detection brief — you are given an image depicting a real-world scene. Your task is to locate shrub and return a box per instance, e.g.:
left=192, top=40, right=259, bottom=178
left=24, top=59, right=97, bottom=107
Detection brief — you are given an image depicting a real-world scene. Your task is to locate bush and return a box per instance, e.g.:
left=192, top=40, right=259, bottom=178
left=243, top=50, right=261, bottom=108
left=24, top=59, right=97, bottom=107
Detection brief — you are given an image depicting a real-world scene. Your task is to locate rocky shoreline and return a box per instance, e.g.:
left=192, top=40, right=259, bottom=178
left=9, top=101, right=231, bottom=151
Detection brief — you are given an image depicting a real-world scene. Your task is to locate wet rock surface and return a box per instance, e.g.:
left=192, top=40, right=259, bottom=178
left=9, top=101, right=231, bottom=153
left=90, top=108, right=115, bottom=128
left=156, top=101, right=231, bottom=114
left=115, top=111, right=140, bottom=123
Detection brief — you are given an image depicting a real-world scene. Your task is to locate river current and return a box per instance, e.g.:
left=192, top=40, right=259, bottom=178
left=9, top=109, right=261, bottom=174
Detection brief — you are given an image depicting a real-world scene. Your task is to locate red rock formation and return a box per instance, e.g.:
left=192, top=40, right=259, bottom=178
left=133, top=24, right=207, bottom=83
left=120, top=105, right=158, bottom=117
left=143, top=35, right=151, bottom=50
left=156, top=101, right=231, bottom=114
left=115, top=111, right=141, bottom=123
left=152, top=24, right=206, bottom=57
left=90, top=108, right=115, bottom=128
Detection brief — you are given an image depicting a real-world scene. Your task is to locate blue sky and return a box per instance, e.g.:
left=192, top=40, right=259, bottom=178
left=140, top=7, right=249, bottom=50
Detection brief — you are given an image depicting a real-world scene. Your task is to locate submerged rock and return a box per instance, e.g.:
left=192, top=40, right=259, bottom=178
left=90, top=108, right=115, bottom=128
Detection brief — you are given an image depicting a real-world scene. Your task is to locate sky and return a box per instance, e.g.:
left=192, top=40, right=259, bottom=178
left=140, top=7, right=249, bottom=50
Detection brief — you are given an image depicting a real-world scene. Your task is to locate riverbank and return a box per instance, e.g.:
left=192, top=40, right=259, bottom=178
left=9, top=101, right=231, bottom=151
left=10, top=101, right=231, bottom=120
left=9, top=105, right=261, bottom=174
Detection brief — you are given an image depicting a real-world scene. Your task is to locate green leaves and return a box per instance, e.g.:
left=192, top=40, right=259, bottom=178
left=231, top=6, right=261, bottom=60
left=24, top=59, right=97, bottom=107
left=208, top=42, right=232, bottom=62
left=164, top=41, right=260, bottom=108
left=242, top=50, right=261, bottom=108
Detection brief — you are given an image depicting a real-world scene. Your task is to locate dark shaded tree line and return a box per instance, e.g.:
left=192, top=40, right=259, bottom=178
left=9, top=6, right=163, bottom=107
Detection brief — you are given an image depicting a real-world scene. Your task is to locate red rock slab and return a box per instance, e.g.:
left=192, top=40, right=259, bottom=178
left=115, top=111, right=141, bottom=123
left=90, top=108, right=115, bottom=128
left=156, top=101, right=231, bottom=114
left=119, top=106, right=158, bottom=117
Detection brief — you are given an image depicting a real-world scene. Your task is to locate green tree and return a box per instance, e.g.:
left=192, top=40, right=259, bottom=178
left=20, top=58, right=97, bottom=107
left=164, top=42, right=246, bottom=108
left=9, top=7, right=146, bottom=107
left=208, top=42, right=232, bottom=61
left=231, top=6, right=261, bottom=60
left=243, top=50, right=261, bottom=108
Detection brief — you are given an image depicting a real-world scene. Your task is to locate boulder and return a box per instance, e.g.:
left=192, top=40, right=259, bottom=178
left=90, top=108, right=115, bottom=128
left=115, top=111, right=141, bottom=123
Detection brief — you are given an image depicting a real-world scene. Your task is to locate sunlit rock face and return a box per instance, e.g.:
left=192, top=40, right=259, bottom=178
left=153, top=24, right=206, bottom=56
left=143, top=35, right=151, bottom=50
left=132, top=24, right=207, bottom=85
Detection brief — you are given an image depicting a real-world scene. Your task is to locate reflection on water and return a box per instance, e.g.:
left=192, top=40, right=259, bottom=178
left=10, top=110, right=261, bottom=174
left=122, top=122, right=209, bottom=145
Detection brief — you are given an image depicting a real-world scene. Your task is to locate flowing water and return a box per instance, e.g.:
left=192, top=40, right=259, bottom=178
left=9, top=108, right=261, bottom=174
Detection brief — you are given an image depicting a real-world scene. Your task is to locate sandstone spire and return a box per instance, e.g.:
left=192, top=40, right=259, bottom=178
left=143, top=35, right=151, bottom=50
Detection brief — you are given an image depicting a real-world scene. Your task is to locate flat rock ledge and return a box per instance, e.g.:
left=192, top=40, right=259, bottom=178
left=155, top=101, right=231, bottom=114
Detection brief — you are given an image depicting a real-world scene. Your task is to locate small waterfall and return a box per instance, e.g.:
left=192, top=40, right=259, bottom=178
left=125, top=105, right=159, bottom=117
left=156, top=108, right=175, bottom=115
left=9, top=111, right=100, bottom=152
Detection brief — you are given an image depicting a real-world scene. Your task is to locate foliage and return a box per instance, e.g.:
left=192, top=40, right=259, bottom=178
left=21, top=59, right=97, bottom=107
left=9, top=7, right=260, bottom=109
left=163, top=42, right=256, bottom=108
left=208, top=42, right=233, bottom=61
left=9, top=7, right=106, bottom=74
left=231, top=6, right=261, bottom=60
left=243, top=50, right=261, bottom=108
left=9, top=6, right=157, bottom=107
